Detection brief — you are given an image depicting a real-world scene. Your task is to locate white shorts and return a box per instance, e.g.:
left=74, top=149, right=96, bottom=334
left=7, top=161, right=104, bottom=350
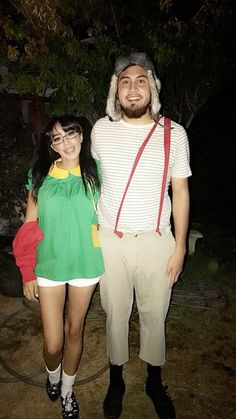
left=37, top=276, right=100, bottom=287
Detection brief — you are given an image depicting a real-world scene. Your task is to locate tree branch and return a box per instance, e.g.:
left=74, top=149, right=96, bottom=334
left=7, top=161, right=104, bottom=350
left=109, top=0, right=121, bottom=47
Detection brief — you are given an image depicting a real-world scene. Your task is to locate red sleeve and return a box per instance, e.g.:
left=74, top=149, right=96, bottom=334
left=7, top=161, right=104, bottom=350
left=12, top=221, right=44, bottom=284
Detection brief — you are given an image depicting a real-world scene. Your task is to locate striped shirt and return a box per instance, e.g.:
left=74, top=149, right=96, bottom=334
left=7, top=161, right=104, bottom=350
left=91, top=116, right=191, bottom=233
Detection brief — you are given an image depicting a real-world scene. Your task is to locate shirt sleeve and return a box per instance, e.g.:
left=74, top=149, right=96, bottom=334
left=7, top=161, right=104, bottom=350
left=91, top=124, right=99, bottom=160
left=171, top=125, right=192, bottom=178
left=95, top=159, right=102, bottom=183
left=12, top=220, right=44, bottom=283
left=25, top=169, right=33, bottom=190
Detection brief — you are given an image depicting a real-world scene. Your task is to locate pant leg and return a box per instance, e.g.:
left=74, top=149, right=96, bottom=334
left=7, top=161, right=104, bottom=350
left=98, top=227, right=135, bottom=365
left=134, top=230, right=176, bottom=366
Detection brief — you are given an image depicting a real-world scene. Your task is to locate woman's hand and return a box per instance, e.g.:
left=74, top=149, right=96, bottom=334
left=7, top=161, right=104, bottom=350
left=23, top=280, right=39, bottom=301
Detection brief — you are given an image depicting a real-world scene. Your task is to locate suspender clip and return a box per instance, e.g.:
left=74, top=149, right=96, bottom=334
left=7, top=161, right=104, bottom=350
left=114, top=230, right=123, bottom=238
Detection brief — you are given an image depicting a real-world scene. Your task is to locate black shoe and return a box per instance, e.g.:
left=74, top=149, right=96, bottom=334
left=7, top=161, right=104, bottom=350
left=46, top=376, right=61, bottom=401
left=103, top=381, right=125, bottom=418
left=146, top=381, right=176, bottom=419
left=61, top=392, right=79, bottom=419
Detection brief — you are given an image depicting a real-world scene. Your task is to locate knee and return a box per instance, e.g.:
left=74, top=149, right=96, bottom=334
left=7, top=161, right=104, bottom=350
left=65, top=319, right=84, bottom=342
left=44, top=341, right=62, bottom=357
left=107, top=310, right=131, bottom=332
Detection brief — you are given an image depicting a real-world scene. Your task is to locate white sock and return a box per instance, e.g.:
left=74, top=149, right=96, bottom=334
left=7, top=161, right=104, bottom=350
left=61, top=370, right=77, bottom=399
left=46, top=363, right=61, bottom=384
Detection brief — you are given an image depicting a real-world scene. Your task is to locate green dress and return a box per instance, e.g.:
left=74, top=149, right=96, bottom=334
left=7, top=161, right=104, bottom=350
left=26, top=160, right=104, bottom=281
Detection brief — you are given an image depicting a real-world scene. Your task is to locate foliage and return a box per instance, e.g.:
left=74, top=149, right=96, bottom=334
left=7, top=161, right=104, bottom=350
left=0, top=119, right=32, bottom=234
left=0, top=0, right=120, bottom=123
left=0, top=0, right=235, bottom=127
left=106, top=0, right=234, bottom=126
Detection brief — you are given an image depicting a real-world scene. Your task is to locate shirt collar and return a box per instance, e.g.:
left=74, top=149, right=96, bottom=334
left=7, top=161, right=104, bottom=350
left=49, top=159, right=81, bottom=179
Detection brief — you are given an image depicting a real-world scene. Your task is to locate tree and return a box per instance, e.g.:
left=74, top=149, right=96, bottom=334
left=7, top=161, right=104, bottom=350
left=104, top=0, right=234, bottom=127
left=0, top=0, right=234, bottom=127
left=0, top=0, right=120, bottom=123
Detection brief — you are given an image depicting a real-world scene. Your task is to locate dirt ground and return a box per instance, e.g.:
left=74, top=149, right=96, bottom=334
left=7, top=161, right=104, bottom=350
left=0, top=225, right=236, bottom=419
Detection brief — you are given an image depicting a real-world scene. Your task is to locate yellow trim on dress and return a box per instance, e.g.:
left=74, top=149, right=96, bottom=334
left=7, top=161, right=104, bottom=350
left=92, top=224, right=100, bottom=247
left=49, top=159, right=81, bottom=178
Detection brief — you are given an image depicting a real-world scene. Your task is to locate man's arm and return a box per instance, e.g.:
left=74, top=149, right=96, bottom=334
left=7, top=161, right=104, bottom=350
left=165, top=177, right=190, bottom=288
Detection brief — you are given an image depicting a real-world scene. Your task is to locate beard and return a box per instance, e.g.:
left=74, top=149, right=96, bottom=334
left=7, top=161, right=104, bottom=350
left=120, top=103, right=150, bottom=119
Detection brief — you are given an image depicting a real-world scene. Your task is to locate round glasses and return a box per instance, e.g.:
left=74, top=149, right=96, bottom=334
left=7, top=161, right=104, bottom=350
left=50, top=130, right=78, bottom=146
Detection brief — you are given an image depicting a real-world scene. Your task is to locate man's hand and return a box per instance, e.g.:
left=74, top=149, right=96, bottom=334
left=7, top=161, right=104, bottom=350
left=165, top=248, right=186, bottom=288
left=23, top=280, right=39, bottom=301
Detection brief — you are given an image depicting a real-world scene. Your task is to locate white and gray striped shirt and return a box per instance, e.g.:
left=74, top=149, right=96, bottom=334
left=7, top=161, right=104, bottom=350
left=91, top=116, right=192, bottom=233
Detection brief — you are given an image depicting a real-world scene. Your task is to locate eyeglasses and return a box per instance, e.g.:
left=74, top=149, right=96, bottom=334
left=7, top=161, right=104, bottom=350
left=50, top=130, right=78, bottom=146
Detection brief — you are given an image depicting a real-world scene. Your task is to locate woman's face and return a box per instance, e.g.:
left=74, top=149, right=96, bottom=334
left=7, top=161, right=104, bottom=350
left=50, top=122, right=83, bottom=164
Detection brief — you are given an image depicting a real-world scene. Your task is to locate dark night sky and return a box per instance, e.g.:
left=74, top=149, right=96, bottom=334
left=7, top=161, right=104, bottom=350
left=174, top=0, right=204, bottom=21
left=189, top=76, right=236, bottom=232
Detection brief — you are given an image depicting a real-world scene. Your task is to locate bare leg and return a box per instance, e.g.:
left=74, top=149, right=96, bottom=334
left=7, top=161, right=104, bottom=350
left=63, top=284, right=96, bottom=375
left=38, top=285, right=66, bottom=371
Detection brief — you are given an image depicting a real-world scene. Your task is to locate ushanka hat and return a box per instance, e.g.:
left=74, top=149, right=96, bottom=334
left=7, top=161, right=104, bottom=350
left=106, top=52, right=161, bottom=121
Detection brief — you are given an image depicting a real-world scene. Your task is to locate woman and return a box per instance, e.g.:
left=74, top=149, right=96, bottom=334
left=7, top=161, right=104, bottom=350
left=13, top=115, right=104, bottom=419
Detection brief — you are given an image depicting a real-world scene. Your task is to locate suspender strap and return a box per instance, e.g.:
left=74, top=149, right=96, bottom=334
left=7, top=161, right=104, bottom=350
left=114, top=115, right=171, bottom=238
left=114, top=117, right=161, bottom=238
left=156, top=117, right=171, bottom=235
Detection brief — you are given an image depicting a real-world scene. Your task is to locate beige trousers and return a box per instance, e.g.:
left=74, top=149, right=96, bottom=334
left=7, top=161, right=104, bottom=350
left=98, top=226, right=175, bottom=366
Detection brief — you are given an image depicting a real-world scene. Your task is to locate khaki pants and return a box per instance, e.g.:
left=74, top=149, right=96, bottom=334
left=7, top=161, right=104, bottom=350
left=98, top=226, right=175, bottom=366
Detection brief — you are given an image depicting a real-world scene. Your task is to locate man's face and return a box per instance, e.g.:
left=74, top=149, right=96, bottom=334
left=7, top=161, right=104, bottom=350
left=117, top=65, right=151, bottom=118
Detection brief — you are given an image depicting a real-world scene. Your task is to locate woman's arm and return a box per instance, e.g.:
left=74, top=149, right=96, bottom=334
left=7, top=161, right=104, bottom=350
left=13, top=191, right=43, bottom=301
left=23, top=191, right=39, bottom=301
left=25, top=190, right=38, bottom=221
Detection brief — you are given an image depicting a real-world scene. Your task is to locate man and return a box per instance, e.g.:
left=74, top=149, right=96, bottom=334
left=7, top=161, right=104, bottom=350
left=91, top=52, right=191, bottom=419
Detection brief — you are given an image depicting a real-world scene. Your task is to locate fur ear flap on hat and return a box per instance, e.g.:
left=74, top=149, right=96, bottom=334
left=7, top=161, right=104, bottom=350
left=106, top=74, right=121, bottom=122
left=106, top=71, right=161, bottom=122
left=106, top=53, right=161, bottom=121
left=147, top=70, right=161, bottom=120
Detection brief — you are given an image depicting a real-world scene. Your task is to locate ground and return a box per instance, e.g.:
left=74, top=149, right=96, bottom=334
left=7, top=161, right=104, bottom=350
left=0, top=224, right=235, bottom=419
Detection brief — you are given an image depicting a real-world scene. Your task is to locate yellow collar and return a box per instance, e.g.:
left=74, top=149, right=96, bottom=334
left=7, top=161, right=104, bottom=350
left=49, top=159, right=81, bottom=179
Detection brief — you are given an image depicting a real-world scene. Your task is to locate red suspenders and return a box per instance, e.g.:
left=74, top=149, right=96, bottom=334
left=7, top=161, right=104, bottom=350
left=114, top=116, right=171, bottom=238
left=156, top=117, right=171, bottom=235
